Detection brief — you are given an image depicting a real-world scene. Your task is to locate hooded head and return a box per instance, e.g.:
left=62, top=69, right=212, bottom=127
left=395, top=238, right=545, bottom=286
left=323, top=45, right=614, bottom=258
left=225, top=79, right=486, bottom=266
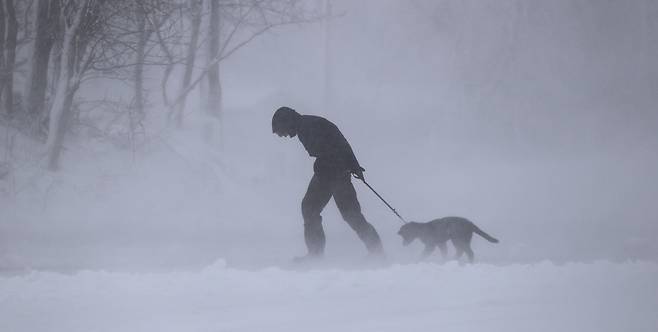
left=272, top=106, right=302, bottom=138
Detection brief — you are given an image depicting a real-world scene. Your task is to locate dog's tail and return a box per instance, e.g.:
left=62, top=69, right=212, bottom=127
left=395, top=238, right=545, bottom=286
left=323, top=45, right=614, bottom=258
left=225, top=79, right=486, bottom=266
left=472, top=224, right=499, bottom=243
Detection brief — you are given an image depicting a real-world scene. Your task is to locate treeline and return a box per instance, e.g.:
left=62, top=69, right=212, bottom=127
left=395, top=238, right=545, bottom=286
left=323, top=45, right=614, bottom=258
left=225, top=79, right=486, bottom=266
left=0, top=0, right=317, bottom=170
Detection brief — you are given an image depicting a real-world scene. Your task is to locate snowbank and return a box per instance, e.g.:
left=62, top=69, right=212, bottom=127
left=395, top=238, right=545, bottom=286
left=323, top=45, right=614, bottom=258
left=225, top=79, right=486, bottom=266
left=1, top=260, right=656, bottom=332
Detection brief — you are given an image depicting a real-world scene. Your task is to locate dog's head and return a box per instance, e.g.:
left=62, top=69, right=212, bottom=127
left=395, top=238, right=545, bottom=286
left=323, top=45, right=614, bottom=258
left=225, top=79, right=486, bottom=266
left=397, top=222, right=421, bottom=246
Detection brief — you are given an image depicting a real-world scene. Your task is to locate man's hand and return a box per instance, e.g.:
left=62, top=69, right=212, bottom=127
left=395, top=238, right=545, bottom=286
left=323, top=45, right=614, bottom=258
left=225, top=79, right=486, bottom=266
left=351, top=166, right=366, bottom=181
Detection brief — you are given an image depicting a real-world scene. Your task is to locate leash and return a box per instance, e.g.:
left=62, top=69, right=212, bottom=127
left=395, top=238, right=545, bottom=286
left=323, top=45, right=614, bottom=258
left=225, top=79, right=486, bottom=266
left=357, top=177, right=407, bottom=224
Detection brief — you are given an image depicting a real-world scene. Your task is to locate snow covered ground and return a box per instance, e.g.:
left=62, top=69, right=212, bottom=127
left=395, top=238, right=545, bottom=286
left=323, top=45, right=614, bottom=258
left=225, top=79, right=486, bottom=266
left=1, top=260, right=656, bottom=332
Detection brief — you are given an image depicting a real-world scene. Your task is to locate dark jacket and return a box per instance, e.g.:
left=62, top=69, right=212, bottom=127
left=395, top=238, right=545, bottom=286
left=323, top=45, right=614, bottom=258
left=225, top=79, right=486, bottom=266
left=297, top=115, right=361, bottom=176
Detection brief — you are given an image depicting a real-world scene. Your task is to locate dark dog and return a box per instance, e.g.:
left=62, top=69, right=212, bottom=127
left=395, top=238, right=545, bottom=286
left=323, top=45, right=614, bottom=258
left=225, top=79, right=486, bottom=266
left=398, top=216, right=498, bottom=263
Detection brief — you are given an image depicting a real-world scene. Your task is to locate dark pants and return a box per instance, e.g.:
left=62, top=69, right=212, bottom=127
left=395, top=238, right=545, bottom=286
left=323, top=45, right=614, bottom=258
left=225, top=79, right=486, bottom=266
left=301, top=172, right=383, bottom=256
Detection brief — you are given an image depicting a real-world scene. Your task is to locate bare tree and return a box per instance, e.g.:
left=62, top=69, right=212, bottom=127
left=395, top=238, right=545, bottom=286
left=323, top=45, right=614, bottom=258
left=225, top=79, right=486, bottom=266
left=149, top=0, right=186, bottom=110
left=205, top=0, right=220, bottom=119
left=202, top=0, right=221, bottom=143
left=166, top=0, right=319, bottom=131
left=1, top=0, right=320, bottom=170
left=173, top=0, right=202, bottom=128
left=3, top=0, right=18, bottom=116
left=46, top=0, right=93, bottom=169
left=24, top=0, right=59, bottom=128
left=128, top=0, right=179, bottom=121
left=0, top=3, right=6, bottom=109
left=133, top=0, right=147, bottom=119
left=43, top=0, right=183, bottom=169
left=45, top=0, right=145, bottom=170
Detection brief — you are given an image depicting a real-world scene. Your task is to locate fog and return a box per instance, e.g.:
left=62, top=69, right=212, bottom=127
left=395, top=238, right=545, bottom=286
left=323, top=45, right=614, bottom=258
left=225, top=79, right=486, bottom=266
left=1, top=0, right=657, bottom=272
left=2, top=1, right=658, bottom=331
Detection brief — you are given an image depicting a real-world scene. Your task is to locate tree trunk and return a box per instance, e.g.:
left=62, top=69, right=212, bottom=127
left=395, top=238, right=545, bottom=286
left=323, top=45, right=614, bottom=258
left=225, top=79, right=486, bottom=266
left=25, top=0, right=60, bottom=128
left=173, top=0, right=202, bottom=128
left=0, top=1, right=6, bottom=109
left=204, top=0, right=222, bottom=144
left=46, top=80, right=78, bottom=171
left=3, top=0, right=17, bottom=116
left=45, top=0, right=86, bottom=171
left=134, top=2, right=146, bottom=120
left=46, top=54, right=74, bottom=171
left=206, top=0, right=221, bottom=119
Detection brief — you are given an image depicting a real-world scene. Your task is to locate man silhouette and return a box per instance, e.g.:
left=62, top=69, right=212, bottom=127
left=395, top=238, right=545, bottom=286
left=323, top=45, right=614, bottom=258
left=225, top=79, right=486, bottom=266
left=272, top=106, right=383, bottom=261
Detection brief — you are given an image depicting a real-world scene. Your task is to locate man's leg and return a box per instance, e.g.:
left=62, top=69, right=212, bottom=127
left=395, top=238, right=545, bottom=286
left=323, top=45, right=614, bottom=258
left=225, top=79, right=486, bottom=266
left=332, top=174, right=383, bottom=254
left=301, top=174, right=333, bottom=257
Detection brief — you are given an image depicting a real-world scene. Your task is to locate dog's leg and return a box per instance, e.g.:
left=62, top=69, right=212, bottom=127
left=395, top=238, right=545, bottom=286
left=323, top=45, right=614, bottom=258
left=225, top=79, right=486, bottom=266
left=464, top=245, right=474, bottom=263
left=418, top=244, right=436, bottom=261
left=437, top=242, right=448, bottom=262
left=453, top=248, right=464, bottom=261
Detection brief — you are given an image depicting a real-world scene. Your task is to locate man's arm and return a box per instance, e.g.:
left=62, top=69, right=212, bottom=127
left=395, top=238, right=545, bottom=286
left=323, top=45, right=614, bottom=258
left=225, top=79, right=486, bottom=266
left=327, top=125, right=364, bottom=179
left=304, top=117, right=366, bottom=178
